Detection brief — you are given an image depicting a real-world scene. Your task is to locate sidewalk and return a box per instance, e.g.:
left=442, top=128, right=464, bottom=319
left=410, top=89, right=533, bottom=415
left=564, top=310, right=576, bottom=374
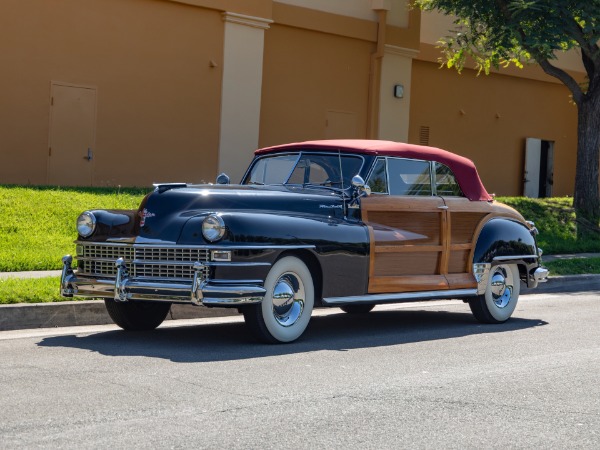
left=542, top=253, right=600, bottom=262
left=1, top=254, right=599, bottom=332
left=0, top=270, right=62, bottom=279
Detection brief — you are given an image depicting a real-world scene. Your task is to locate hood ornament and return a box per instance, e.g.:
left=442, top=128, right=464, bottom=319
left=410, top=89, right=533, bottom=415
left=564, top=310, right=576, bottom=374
left=139, top=208, right=156, bottom=227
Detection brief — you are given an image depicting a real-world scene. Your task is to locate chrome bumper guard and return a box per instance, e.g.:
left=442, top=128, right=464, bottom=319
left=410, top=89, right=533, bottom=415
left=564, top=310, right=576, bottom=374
left=528, top=266, right=549, bottom=289
left=60, top=255, right=265, bottom=306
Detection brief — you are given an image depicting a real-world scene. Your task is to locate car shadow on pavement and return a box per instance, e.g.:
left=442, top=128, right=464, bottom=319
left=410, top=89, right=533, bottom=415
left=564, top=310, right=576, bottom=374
left=37, top=308, right=548, bottom=363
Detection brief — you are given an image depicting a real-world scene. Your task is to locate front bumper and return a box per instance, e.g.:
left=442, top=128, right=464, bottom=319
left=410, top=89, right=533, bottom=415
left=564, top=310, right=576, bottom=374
left=60, top=255, right=265, bottom=306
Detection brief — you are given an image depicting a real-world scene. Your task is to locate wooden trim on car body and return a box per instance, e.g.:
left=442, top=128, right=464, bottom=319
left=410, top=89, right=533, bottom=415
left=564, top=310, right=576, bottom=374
left=361, top=196, right=525, bottom=294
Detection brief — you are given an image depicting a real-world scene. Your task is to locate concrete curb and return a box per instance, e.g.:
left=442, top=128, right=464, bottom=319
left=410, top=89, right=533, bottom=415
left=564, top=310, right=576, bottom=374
left=1, top=274, right=599, bottom=332
left=521, top=273, right=600, bottom=294
left=0, top=301, right=239, bottom=332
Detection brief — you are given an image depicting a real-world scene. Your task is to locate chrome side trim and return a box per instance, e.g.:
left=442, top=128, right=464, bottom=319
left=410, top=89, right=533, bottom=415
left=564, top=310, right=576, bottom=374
left=204, top=262, right=271, bottom=267
left=106, top=237, right=136, bottom=243
left=493, top=254, right=539, bottom=261
left=76, top=241, right=316, bottom=251
left=126, top=260, right=271, bottom=267
left=322, top=289, right=477, bottom=305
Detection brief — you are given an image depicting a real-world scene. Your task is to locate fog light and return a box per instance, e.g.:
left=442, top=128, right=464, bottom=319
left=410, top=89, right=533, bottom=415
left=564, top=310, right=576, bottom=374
left=211, top=250, right=231, bottom=262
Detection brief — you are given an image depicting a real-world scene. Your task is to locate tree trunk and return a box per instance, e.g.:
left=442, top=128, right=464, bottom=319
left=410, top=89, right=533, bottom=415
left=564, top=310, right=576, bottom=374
left=573, top=89, right=600, bottom=238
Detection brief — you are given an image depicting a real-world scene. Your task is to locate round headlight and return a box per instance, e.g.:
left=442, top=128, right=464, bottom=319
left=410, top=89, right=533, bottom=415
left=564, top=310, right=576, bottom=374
left=77, top=211, right=96, bottom=237
left=202, top=214, right=225, bottom=242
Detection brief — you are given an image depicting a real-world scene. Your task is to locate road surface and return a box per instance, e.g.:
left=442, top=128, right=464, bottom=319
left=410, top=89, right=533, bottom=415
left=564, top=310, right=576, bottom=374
left=1, top=291, right=599, bottom=448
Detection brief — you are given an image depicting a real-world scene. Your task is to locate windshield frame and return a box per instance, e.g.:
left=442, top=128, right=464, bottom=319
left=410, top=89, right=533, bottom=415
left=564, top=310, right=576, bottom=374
left=242, top=151, right=366, bottom=191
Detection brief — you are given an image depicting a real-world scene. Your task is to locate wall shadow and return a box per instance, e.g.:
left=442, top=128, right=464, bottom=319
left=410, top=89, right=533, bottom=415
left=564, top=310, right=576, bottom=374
left=37, top=308, right=547, bottom=363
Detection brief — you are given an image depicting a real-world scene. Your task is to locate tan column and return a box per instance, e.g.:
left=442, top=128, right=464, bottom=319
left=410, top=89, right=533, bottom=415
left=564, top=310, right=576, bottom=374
left=219, top=12, right=272, bottom=182
left=378, top=44, right=419, bottom=143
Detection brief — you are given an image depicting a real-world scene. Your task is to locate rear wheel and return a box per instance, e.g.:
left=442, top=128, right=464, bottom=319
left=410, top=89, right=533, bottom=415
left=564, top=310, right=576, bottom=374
left=340, top=304, right=375, bottom=314
left=104, top=299, right=171, bottom=331
left=243, top=256, right=314, bottom=344
left=469, top=264, right=520, bottom=324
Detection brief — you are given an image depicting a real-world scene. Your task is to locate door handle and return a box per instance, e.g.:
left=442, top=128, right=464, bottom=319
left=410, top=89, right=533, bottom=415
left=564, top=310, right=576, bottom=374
left=83, top=148, right=93, bottom=161
left=437, top=205, right=449, bottom=210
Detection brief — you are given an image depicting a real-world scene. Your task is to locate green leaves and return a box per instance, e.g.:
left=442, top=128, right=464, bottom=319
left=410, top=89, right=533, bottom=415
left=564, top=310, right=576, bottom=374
left=416, top=0, right=599, bottom=80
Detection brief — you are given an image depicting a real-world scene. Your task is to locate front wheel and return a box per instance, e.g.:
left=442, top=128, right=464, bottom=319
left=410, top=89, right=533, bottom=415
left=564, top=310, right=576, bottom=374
left=104, top=299, right=171, bottom=331
left=243, top=256, right=314, bottom=344
left=469, top=264, right=520, bottom=324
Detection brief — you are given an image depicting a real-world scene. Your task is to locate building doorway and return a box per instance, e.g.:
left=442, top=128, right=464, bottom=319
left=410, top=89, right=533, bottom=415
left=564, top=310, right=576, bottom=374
left=47, top=82, right=97, bottom=186
left=523, top=138, right=554, bottom=198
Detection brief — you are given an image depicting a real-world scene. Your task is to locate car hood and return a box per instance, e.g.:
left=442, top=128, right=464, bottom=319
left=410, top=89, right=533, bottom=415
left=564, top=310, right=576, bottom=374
left=136, top=184, right=347, bottom=243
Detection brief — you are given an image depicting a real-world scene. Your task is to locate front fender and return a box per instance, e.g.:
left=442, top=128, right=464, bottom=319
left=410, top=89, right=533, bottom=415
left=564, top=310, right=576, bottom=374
left=81, top=209, right=137, bottom=241
left=178, top=211, right=370, bottom=299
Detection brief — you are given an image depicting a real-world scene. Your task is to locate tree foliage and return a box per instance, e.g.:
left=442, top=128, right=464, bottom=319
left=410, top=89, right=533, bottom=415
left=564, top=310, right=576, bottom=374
left=415, top=0, right=600, bottom=106
left=416, top=1, right=600, bottom=234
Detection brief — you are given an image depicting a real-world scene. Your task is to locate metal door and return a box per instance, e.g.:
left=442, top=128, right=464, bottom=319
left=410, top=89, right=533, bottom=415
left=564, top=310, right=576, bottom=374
left=524, top=138, right=554, bottom=198
left=47, top=83, right=96, bottom=186
left=524, top=138, right=541, bottom=197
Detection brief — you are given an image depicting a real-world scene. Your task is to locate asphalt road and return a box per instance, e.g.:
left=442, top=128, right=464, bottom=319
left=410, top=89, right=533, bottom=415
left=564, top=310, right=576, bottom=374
left=1, top=292, right=599, bottom=449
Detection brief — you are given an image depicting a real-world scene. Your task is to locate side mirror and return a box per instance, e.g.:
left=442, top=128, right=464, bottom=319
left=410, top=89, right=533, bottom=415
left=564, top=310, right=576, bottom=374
left=216, top=173, right=230, bottom=185
left=351, top=175, right=371, bottom=196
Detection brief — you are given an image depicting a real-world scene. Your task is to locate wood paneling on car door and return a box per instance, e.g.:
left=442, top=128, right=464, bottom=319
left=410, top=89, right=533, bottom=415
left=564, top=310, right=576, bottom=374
left=441, top=197, right=525, bottom=290
left=361, top=195, right=448, bottom=293
left=362, top=196, right=525, bottom=294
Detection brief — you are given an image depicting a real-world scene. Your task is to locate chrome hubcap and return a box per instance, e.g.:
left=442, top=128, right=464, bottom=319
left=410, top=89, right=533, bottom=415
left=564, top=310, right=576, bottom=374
left=271, top=272, right=305, bottom=327
left=490, top=266, right=513, bottom=308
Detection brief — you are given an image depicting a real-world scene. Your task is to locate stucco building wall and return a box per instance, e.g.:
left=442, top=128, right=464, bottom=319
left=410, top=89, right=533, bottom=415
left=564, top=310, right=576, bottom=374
left=409, top=60, right=578, bottom=196
left=1, top=0, right=223, bottom=186
left=0, top=0, right=584, bottom=196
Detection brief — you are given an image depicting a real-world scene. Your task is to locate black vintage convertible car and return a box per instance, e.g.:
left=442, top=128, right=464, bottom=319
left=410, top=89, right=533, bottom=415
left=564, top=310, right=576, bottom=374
left=61, top=140, right=548, bottom=343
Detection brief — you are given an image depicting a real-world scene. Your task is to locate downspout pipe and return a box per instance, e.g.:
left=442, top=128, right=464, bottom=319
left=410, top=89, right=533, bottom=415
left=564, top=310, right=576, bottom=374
left=367, top=1, right=390, bottom=139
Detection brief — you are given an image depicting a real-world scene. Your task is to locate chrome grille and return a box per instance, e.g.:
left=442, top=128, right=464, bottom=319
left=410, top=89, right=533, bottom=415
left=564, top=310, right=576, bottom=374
left=81, top=245, right=135, bottom=261
left=77, top=244, right=210, bottom=280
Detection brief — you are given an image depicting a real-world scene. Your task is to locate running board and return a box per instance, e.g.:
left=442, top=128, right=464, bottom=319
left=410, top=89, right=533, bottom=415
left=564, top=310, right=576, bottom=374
left=322, top=289, right=478, bottom=306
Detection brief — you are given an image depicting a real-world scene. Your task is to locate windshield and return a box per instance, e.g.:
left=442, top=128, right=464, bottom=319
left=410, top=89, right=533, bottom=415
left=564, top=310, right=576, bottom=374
left=244, top=153, right=363, bottom=188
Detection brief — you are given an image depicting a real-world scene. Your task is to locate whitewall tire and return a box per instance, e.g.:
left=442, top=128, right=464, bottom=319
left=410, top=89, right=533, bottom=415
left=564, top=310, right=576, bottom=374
left=243, top=256, right=314, bottom=344
left=469, top=264, right=520, bottom=323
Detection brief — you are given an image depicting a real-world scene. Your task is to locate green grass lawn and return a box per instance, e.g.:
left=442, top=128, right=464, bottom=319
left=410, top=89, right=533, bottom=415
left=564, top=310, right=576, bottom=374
left=0, top=277, right=66, bottom=304
left=0, top=185, right=148, bottom=272
left=498, top=196, right=600, bottom=254
left=544, top=257, right=600, bottom=275
left=0, top=186, right=599, bottom=304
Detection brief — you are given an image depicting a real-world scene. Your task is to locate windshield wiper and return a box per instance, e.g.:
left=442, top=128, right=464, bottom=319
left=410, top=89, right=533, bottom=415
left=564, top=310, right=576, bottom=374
left=304, top=181, right=343, bottom=187
left=299, top=182, right=350, bottom=196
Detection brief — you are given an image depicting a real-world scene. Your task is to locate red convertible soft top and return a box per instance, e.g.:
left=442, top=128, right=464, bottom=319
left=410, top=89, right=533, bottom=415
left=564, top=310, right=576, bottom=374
left=255, top=139, right=492, bottom=201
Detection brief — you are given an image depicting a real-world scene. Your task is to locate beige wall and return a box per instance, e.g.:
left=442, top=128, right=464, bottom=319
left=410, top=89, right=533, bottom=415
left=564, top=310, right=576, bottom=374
left=409, top=60, right=578, bottom=196
left=219, top=13, right=272, bottom=182
left=259, top=23, right=373, bottom=148
left=0, top=0, right=223, bottom=186
left=0, top=0, right=580, bottom=195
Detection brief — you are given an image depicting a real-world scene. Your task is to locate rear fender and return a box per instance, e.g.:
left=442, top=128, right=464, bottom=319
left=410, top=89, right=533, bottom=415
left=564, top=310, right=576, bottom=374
left=473, top=218, right=540, bottom=289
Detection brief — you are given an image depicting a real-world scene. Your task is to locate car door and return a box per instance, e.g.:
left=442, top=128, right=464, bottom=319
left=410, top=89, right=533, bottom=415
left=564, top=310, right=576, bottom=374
left=361, top=157, right=449, bottom=294
left=433, top=162, right=481, bottom=291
